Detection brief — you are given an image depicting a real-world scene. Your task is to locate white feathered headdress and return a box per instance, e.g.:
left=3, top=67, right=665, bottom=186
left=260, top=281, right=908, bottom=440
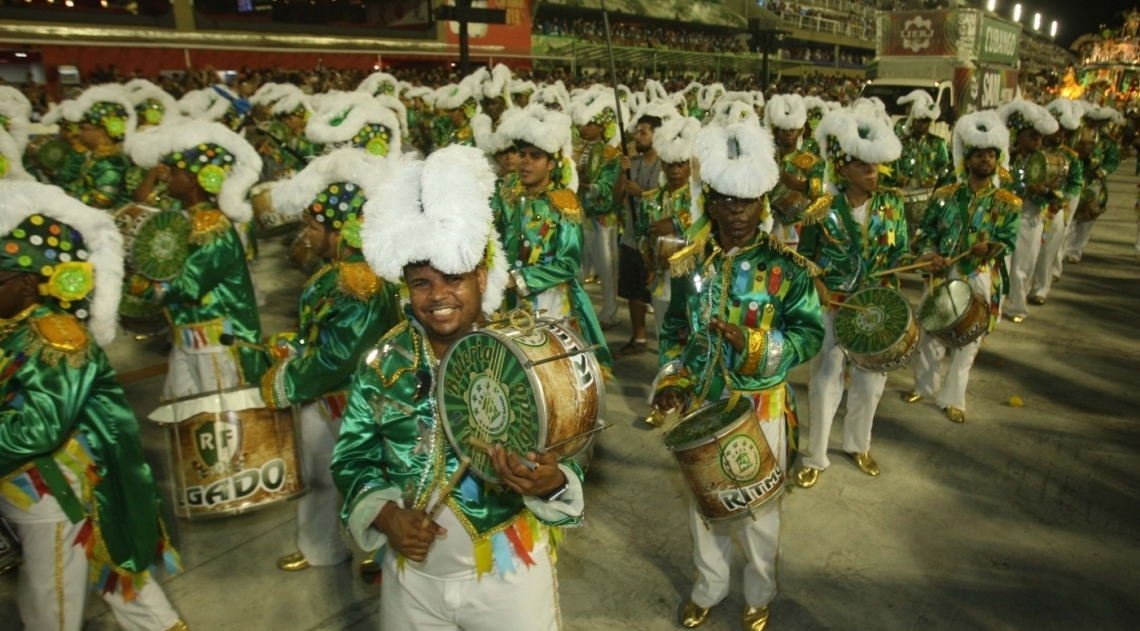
left=698, top=83, right=726, bottom=111
left=0, top=129, right=33, bottom=181
left=129, top=84, right=182, bottom=127
left=510, top=80, right=537, bottom=96
left=536, top=82, right=570, bottom=111
left=951, top=109, right=1010, bottom=175
left=997, top=99, right=1058, bottom=136
left=1045, top=98, right=1082, bottom=131
left=435, top=83, right=478, bottom=113
left=125, top=121, right=262, bottom=223
left=0, top=101, right=30, bottom=152
left=815, top=108, right=902, bottom=190
left=0, top=85, right=33, bottom=120
left=627, top=100, right=679, bottom=133
left=477, top=64, right=513, bottom=102
left=1086, top=105, right=1124, bottom=124
left=269, top=147, right=389, bottom=219
left=305, top=91, right=402, bottom=157
left=374, top=94, right=410, bottom=138
left=571, top=92, right=629, bottom=148
left=361, top=145, right=508, bottom=316
left=765, top=94, right=808, bottom=131
left=0, top=180, right=124, bottom=346
left=689, top=121, right=780, bottom=237
left=357, top=72, right=400, bottom=97
left=270, top=87, right=311, bottom=118
left=710, top=99, right=760, bottom=128
left=471, top=112, right=514, bottom=156
left=898, top=89, right=940, bottom=122
left=47, top=84, right=138, bottom=139
left=653, top=116, right=701, bottom=164
left=497, top=105, right=577, bottom=192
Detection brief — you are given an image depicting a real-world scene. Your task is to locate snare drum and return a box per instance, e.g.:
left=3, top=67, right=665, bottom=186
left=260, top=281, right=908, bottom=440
left=834, top=287, right=920, bottom=372
left=1074, top=181, right=1106, bottom=223
left=653, top=234, right=687, bottom=269
left=29, top=136, right=74, bottom=174
left=918, top=279, right=989, bottom=348
left=251, top=182, right=301, bottom=238
left=288, top=233, right=321, bottom=275
left=114, top=204, right=191, bottom=281
left=0, top=518, right=20, bottom=575
left=663, top=398, right=783, bottom=524
left=768, top=181, right=812, bottom=225
left=438, top=315, right=605, bottom=484
left=118, top=293, right=170, bottom=337
left=904, top=188, right=933, bottom=226
left=1025, top=150, right=1069, bottom=190
left=149, top=387, right=306, bottom=519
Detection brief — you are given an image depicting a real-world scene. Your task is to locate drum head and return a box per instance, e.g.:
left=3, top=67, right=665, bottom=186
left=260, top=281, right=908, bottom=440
left=834, top=287, right=913, bottom=354
left=134, top=211, right=191, bottom=281
left=663, top=397, right=753, bottom=451
left=439, top=330, right=545, bottom=483
left=919, top=280, right=974, bottom=331
left=37, top=139, right=72, bottom=172
left=1025, top=151, right=1047, bottom=184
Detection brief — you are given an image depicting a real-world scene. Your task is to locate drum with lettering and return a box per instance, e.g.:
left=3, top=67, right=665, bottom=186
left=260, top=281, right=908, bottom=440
left=834, top=286, right=920, bottom=372
left=114, top=204, right=191, bottom=281
left=0, top=518, right=20, bottom=576
left=664, top=398, right=783, bottom=524
left=438, top=314, right=605, bottom=484
left=149, top=387, right=306, bottom=519
left=918, top=279, right=989, bottom=349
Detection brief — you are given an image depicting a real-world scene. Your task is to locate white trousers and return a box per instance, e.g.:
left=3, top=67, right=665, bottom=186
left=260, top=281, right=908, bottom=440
left=163, top=345, right=242, bottom=399
left=1031, top=198, right=1075, bottom=300
left=1063, top=220, right=1095, bottom=261
left=580, top=221, right=618, bottom=324
left=378, top=547, right=561, bottom=631
left=295, top=402, right=350, bottom=566
left=2, top=503, right=179, bottom=631
left=1004, top=207, right=1044, bottom=319
left=803, top=311, right=886, bottom=470
left=689, top=405, right=786, bottom=609
left=908, top=271, right=991, bottom=412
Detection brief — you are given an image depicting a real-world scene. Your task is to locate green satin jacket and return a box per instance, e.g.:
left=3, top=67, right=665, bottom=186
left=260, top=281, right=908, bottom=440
left=493, top=181, right=614, bottom=369
left=798, top=188, right=910, bottom=294
left=262, top=253, right=403, bottom=409
left=578, top=141, right=621, bottom=226
left=1089, top=135, right=1120, bottom=182
left=271, top=135, right=324, bottom=177
left=331, top=318, right=585, bottom=541
left=63, top=146, right=133, bottom=210
left=657, top=230, right=824, bottom=404
left=891, top=134, right=950, bottom=189
left=406, top=109, right=429, bottom=154
left=915, top=182, right=1023, bottom=331
left=136, top=204, right=266, bottom=383
left=0, top=305, right=166, bottom=576
left=801, top=136, right=822, bottom=159
left=1055, top=145, right=1084, bottom=199
left=778, top=149, right=826, bottom=201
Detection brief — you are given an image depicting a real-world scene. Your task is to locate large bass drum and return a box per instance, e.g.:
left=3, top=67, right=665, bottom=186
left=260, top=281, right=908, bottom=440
left=1074, top=180, right=1106, bottom=223
left=833, top=287, right=920, bottom=372
left=114, top=204, right=191, bottom=281
left=438, top=315, right=605, bottom=483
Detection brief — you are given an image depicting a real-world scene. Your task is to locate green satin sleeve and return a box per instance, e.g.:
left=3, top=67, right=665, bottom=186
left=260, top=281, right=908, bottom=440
left=517, top=208, right=583, bottom=294
left=1101, top=140, right=1120, bottom=175
left=1064, top=153, right=1084, bottom=198
left=50, top=145, right=86, bottom=186
left=284, top=282, right=403, bottom=403
left=993, top=197, right=1022, bottom=254
left=154, top=224, right=245, bottom=305
left=766, top=265, right=823, bottom=374
left=658, top=274, right=695, bottom=369
left=933, top=139, right=951, bottom=176
left=76, top=154, right=131, bottom=209
left=583, top=159, right=619, bottom=218
left=332, top=358, right=398, bottom=523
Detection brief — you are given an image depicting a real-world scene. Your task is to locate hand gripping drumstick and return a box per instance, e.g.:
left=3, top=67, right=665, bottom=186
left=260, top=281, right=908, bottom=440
left=422, top=456, right=470, bottom=528
left=870, top=249, right=975, bottom=278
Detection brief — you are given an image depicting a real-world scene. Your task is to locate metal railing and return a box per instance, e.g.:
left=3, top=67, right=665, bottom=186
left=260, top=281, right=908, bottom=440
left=775, top=11, right=874, bottom=40
left=770, top=0, right=877, bottom=19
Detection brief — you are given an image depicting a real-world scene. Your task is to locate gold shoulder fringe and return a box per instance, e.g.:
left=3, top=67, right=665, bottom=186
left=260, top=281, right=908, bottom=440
left=799, top=192, right=834, bottom=226
left=932, top=183, right=960, bottom=199
left=668, top=238, right=707, bottom=277
left=994, top=188, right=1023, bottom=210
left=28, top=314, right=92, bottom=369
left=189, top=209, right=232, bottom=245
left=791, top=151, right=819, bottom=171
left=337, top=261, right=381, bottom=301
left=548, top=189, right=583, bottom=221
left=603, top=145, right=622, bottom=162
left=767, top=234, right=823, bottom=277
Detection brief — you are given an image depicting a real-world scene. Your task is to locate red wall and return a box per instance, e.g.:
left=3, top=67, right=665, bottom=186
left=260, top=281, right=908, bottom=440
left=34, top=44, right=381, bottom=76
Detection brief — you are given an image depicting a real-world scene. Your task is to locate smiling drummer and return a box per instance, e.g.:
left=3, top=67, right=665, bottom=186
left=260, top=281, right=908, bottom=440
left=794, top=108, right=915, bottom=488
left=262, top=148, right=403, bottom=573
left=0, top=181, right=187, bottom=631
left=901, top=111, right=1022, bottom=424
left=650, top=119, right=824, bottom=631
left=331, top=146, right=585, bottom=631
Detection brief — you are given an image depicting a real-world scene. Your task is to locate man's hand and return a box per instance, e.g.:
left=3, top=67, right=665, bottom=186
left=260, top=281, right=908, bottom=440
left=970, top=241, right=990, bottom=257
left=620, top=156, right=632, bottom=171
left=652, top=389, right=684, bottom=414
left=709, top=319, right=746, bottom=353
left=915, top=252, right=946, bottom=273
left=1026, top=183, right=1048, bottom=197
left=625, top=181, right=645, bottom=197
left=151, top=163, right=171, bottom=183
left=779, top=171, right=808, bottom=193
left=648, top=217, right=676, bottom=237
left=373, top=503, right=446, bottom=563
left=505, top=274, right=517, bottom=290
left=489, top=445, right=565, bottom=497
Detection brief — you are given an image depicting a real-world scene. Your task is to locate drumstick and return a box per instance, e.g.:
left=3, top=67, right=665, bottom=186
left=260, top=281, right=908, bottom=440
left=467, top=437, right=538, bottom=470
left=828, top=300, right=875, bottom=313
left=870, top=248, right=975, bottom=279
left=422, top=456, right=470, bottom=528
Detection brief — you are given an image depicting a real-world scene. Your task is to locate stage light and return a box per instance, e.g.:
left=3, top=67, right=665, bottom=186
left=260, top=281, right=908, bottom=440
left=1013, top=4, right=1022, bottom=22
left=987, top=0, right=996, bottom=11
left=1033, top=13, right=1041, bottom=30
left=1050, top=21, right=1058, bottom=37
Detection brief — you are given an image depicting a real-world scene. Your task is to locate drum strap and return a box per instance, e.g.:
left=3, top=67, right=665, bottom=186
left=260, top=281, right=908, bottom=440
left=31, top=456, right=86, bottom=524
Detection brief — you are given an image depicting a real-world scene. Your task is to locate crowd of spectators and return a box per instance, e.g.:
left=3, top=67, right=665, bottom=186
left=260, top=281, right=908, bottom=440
left=778, top=46, right=871, bottom=67
left=534, top=17, right=749, bottom=54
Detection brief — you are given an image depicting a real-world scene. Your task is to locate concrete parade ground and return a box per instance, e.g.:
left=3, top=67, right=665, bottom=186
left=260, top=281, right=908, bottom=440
left=2, top=164, right=1139, bottom=631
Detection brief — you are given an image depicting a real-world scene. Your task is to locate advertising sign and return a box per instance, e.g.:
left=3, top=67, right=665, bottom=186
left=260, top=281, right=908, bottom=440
left=978, top=16, right=1021, bottom=64
left=879, top=11, right=959, bottom=57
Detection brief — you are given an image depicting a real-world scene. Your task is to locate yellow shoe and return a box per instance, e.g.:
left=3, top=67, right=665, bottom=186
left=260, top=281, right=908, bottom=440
left=849, top=452, right=880, bottom=476
left=645, top=408, right=664, bottom=427
left=796, top=467, right=821, bottom=488
left=277, top=552, right=310, bottom=571
left=945, top=407, right=966, bottom=423
left=901, top=390, right=922, bottom=403
left=166, top=622, right=190, bottom=631
left=680, top=601, right=711, bottom=628
left=1008, top=315, right=1025, bottom=324
left=742, top=605, right=770, bottom=631
left=1052, top=274, right=1060, bottom=282
left=1028, top=296, right=1045, bottom=305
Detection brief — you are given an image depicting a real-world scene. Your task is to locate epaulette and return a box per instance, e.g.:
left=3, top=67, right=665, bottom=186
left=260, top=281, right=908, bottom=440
left=548, top=189, right=583, bottom=221
left=932, top=183, right=961, bottom=199
left=189, top=209, right=232, bottom=245
left=878, top=186, right=904, bottom=199
left=366, top=321, right=419, bottom=389
left=998, top=167, right=1013, bottom=185
left=641, top=186, right=661, bottom=200
left=791, top=152, right=818, bottom=171
left=337, top=261, right=381, bottom=301
left=28, top=313, right=92, bottom=369
left=994, top=188, right=1023, bottom=210
left=668, top=238, right=707, bottom=278
left=1060, top=146, right=1078, bottom=159
left=457, top=126, right=473, bottom=141
left=603, top=145, right=622, bottom=162
left=767, top=234, right=823, bottom=277
left=799, top=192, right=834, bottom=226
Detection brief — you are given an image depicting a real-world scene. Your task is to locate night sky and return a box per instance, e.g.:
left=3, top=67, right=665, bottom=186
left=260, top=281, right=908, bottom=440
left=990, top=0, right=1136, bottom=48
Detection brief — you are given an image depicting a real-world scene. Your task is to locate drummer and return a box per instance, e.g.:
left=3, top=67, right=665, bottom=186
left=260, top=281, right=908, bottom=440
left=493, top=105, right=614, bottom=372
left=795, top=108, right=913, bottom=488
left=262, top=88, right=323, bottom=178
left=764, top=93, right=827, bottom=250
left=651, top=119, right=824, bottom=631
left=998, top=100, right=1058, bottom=325
left=332, top=146, right=584, bottom=631
left=889, top=90, right=949, bottom=192
left=0, top=181, right=187, bottom=631
left=1063, top=105, right=1122, bottom=265
left=263, top=148, right=404, bottom=573
left=124, top=121, right=268, bottom=399
left=902, top=111, right=1023, bottom=423
left=1030, top=99, right=1085, bottom=305
left=45, top=84, right=138, bottom=210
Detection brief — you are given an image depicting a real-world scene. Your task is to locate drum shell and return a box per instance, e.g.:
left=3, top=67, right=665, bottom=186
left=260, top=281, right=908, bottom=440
left=288, top=234, right=321, bottom=275
left=161, top=390, right=306, bottom=519
left=438, top=318, right=605, bottom=484
left=653, top=234, right=687, bottom=269
left=1025, top=150, right=1069, bottom=189
left=834, top=287, right=920, bottom=372
left=918, top=280, right=989, bottom=349
left=251, top=182, right=302, bottom=238
left=118, top=294, right=170, bottom=337
left=0, top=518, right=20, bottom=575
left=768, top=182, right=812, bottom=224
left=904, top=189, right=932, bottom=226
left=665, top=401, right=783, bottom=523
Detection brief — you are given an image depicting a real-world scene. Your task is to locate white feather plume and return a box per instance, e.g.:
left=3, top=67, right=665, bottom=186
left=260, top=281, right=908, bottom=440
left=997, top=99, right=1058, bottom=135
left=268, top=148, right=390, bottom=219
left=1045, top=98, right=1082, bottom=131
left=765, top=94, right=807, bottom=130
left=654, top=116, right=701, bottom=164
left=0, top=130, right=33, bottom=181
left=305, top=91, right=402, bottom=156
left=951, top=110, right=1010, bottom=173
left=357, top=72, right=400, bottom=97
left=694, top=121, right=780, bottom=199
left=815, top=108, right=902, bottom=167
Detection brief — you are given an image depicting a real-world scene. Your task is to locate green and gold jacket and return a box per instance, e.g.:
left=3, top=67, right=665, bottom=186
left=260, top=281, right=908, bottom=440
left=798, top=188, right=910, bottom=295
left=1055, top=145, right=1084, bottom=199
left=915, top=182, right=1022, bottom=332
left=891, top=133, right=950, bottom=189
left=332, top=318, right=585, bottom=561
left=578, top=141, right=621, bottom=228
left=261, top=253, right=403, bottom=410
left=406, top=108, right=429, bottom=154
left=63, top=145, right=133, bottom=210
left=134, top=204, right=266, bottom=383
left=779, top=149, right=825, bottom=201
left=801, top=136, right=822, bottom=159
left=638, top=183, right=693, bottom=295
left=493, top=181, right=613, bottom=370
left=0, top=305, right=178, bottom=587
left=1088, top=134, right=1120, bottom=182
